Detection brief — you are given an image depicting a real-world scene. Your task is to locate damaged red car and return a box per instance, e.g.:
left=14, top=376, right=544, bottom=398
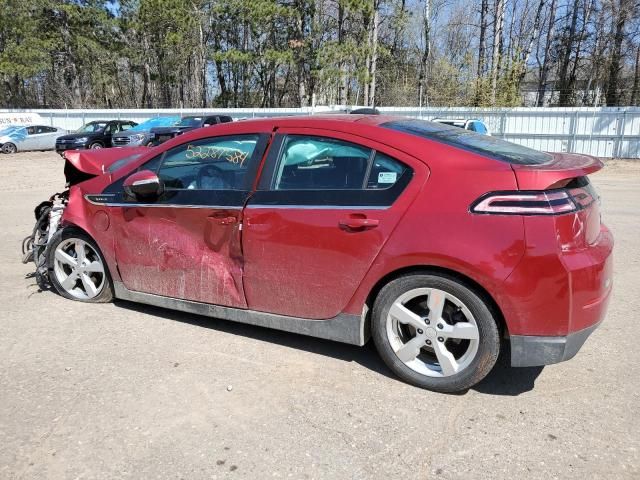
left=23, top=116, right=613, bottom=393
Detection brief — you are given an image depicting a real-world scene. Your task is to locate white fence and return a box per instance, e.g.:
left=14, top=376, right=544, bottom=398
left=1, top=106, right=638, bottom=158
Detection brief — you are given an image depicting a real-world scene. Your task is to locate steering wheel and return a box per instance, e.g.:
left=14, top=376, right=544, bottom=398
left=197, top=163, right=228, bottom=190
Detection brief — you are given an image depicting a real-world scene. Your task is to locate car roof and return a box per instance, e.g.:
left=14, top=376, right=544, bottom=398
left=157, top=114, right=450, bottom=158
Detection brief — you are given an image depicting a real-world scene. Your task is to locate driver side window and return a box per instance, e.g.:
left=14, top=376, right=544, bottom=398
left=156, top=135, right=260, bottom=191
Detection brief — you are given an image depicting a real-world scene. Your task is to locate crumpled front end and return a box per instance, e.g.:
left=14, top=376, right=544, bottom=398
left=21, top=147, right=145, bottom=286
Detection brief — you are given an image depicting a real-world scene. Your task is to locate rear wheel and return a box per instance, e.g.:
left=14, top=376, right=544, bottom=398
left=1, top=142, right=17, bottom=154
left=47, top=229, right=113, bottom=303
left=372, top=273, right=500, bottom=393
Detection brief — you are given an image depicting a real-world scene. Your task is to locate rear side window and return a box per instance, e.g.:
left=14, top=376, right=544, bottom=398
left=367, top=152, right=409, bottom=189
left=35, top=126, right=56, bottom=133
left=252, top=134, right=413, bottom=207
left=274, top=136, right=371, bottom=190
left=383, top=119, right=550, bottom=165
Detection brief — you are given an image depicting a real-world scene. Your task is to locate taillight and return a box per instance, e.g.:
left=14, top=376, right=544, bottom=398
left=472, top=183, right=597, bottom=216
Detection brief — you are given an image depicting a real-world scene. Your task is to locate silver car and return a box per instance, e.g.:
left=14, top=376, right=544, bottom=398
left=111, top=116, right=181, bottom=147
left=0, top=125, right=67, bottom=154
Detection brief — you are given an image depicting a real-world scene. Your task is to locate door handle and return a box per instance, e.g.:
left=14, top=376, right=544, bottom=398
left=339, top=217, right=379, bottom=230
left=209, top=215, right=237, bottom=225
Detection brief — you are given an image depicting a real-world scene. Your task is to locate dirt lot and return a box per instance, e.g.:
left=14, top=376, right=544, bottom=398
left=1, top=151, right=638, bottom=479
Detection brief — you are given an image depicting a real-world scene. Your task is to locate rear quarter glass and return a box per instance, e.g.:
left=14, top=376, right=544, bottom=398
left=382, top=119, right=551, bottom=165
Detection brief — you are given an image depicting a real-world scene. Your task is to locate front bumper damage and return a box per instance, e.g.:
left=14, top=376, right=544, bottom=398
left=21, top=191, right=68, bottom=285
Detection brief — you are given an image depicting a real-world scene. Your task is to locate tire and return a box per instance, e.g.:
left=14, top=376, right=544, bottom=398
left=145, top=141, right=155, bottom=147
left=372, top=273, right=500, bottom=393
left=1, top=142, right=17, bottom=154
left=89, top=142, right=103, bottom=150
left=47, top=228, right=113, bottom=303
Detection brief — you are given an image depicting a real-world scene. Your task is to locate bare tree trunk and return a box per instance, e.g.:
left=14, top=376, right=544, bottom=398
left=605, top=0, right=629, bottom=106
left=418, top=0, right=431, bottom=108
left=536, top=0, right=556, bottom=106
left=337, top=1, right=347, bottom=105
left=557, top=0, right=580, bottom=106
left=337, top=2, right=348, bottom=105
left=197, top=12, right=207, bottom=108
left=518, top=0, right=546, bottom=86
left=490, top=0, right=505, bottom=105
left=363, top=14, right=371, bottom=107
left=368, top=4, right=379, bottom=106
left=567, top=0, right=593, bottom=103
left=630, top=45, right=640, bottom=106
left=475, top=0, right=489, bottom=105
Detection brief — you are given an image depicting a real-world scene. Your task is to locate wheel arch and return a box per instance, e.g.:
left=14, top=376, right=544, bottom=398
left=364, top=265, right=509, bottom=338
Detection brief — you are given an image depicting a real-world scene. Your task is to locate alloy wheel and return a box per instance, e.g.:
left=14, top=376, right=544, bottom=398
left=385, top=287, right=480, bottom=377
left=1, top=143, right=17, bottom=154
left=53, top=238, right=106, bottom=300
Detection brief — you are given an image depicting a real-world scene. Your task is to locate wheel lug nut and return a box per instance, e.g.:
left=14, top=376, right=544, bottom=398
left=438, top=337, right=444, bottom=342
left=425, top=319, right=430, bottom=325
left=437, top=323, right=443, bottom=329
left=426, top=340, right=432, bottom=345
left=417, top=329, right=424, bottom=334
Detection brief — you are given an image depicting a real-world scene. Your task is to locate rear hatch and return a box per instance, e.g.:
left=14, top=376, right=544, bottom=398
left=379, top=119, right=605, bottom=248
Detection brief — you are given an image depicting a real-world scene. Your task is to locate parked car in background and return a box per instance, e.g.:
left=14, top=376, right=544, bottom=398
left=24, top=115, right=612, bottom=393
left=55, top=120, right=137, bottom=154
left=150, top=115, right=233, bottom=145
left=0, top=125, right=67, bottom=154
left=349, top=107, right=380, bottom=115
left=432, top=118, right=491, bottom=135
left=112, top=116, right=181, bottom=148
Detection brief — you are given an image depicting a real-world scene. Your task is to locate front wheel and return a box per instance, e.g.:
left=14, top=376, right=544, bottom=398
left=372, top=273, right=500, bottom=393
left=47, top=229, right=113, bottom=303
left=89, top=142, right=103, bottom=150
left=1, top=142, right=17, bottom=154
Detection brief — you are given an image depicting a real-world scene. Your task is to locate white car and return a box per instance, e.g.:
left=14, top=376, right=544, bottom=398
left=0, top=125, right=67, bottom=154
left=432, top=118, right=491, bottom=135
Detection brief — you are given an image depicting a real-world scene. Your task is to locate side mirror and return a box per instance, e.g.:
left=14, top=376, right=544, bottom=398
left=123, top=170, right=164, bottom=200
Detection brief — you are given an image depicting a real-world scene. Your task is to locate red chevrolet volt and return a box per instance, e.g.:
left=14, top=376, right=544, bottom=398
left=26, top=115, right=613, bottom=392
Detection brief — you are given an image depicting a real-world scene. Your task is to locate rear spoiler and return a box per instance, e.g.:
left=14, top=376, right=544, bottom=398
left=511, top=153, right=603, bottom=190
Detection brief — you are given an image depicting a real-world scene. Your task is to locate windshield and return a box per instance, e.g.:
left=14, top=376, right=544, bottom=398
left=129, top=116, right=180, bottom=132
left=106, top=153, right=143, bottom=173
left=383, top=119, right=551, bottom=165
left=77, top=122, right=107, bottom=133
left=177, top=117, right=202, bottom=128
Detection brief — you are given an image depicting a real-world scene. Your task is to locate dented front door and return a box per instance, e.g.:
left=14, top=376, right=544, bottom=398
left=109, top=134, right=268, bottom=308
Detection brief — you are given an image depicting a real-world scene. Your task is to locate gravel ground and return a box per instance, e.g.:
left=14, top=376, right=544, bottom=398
left=0, top=151, right=638, bottom=479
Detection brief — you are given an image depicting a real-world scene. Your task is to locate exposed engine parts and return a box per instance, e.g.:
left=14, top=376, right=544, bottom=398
left=22, top=190, right=68, bottom=287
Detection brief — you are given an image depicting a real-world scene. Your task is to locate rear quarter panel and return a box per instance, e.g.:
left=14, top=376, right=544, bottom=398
left=344, top=142, right=526, bottom=321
